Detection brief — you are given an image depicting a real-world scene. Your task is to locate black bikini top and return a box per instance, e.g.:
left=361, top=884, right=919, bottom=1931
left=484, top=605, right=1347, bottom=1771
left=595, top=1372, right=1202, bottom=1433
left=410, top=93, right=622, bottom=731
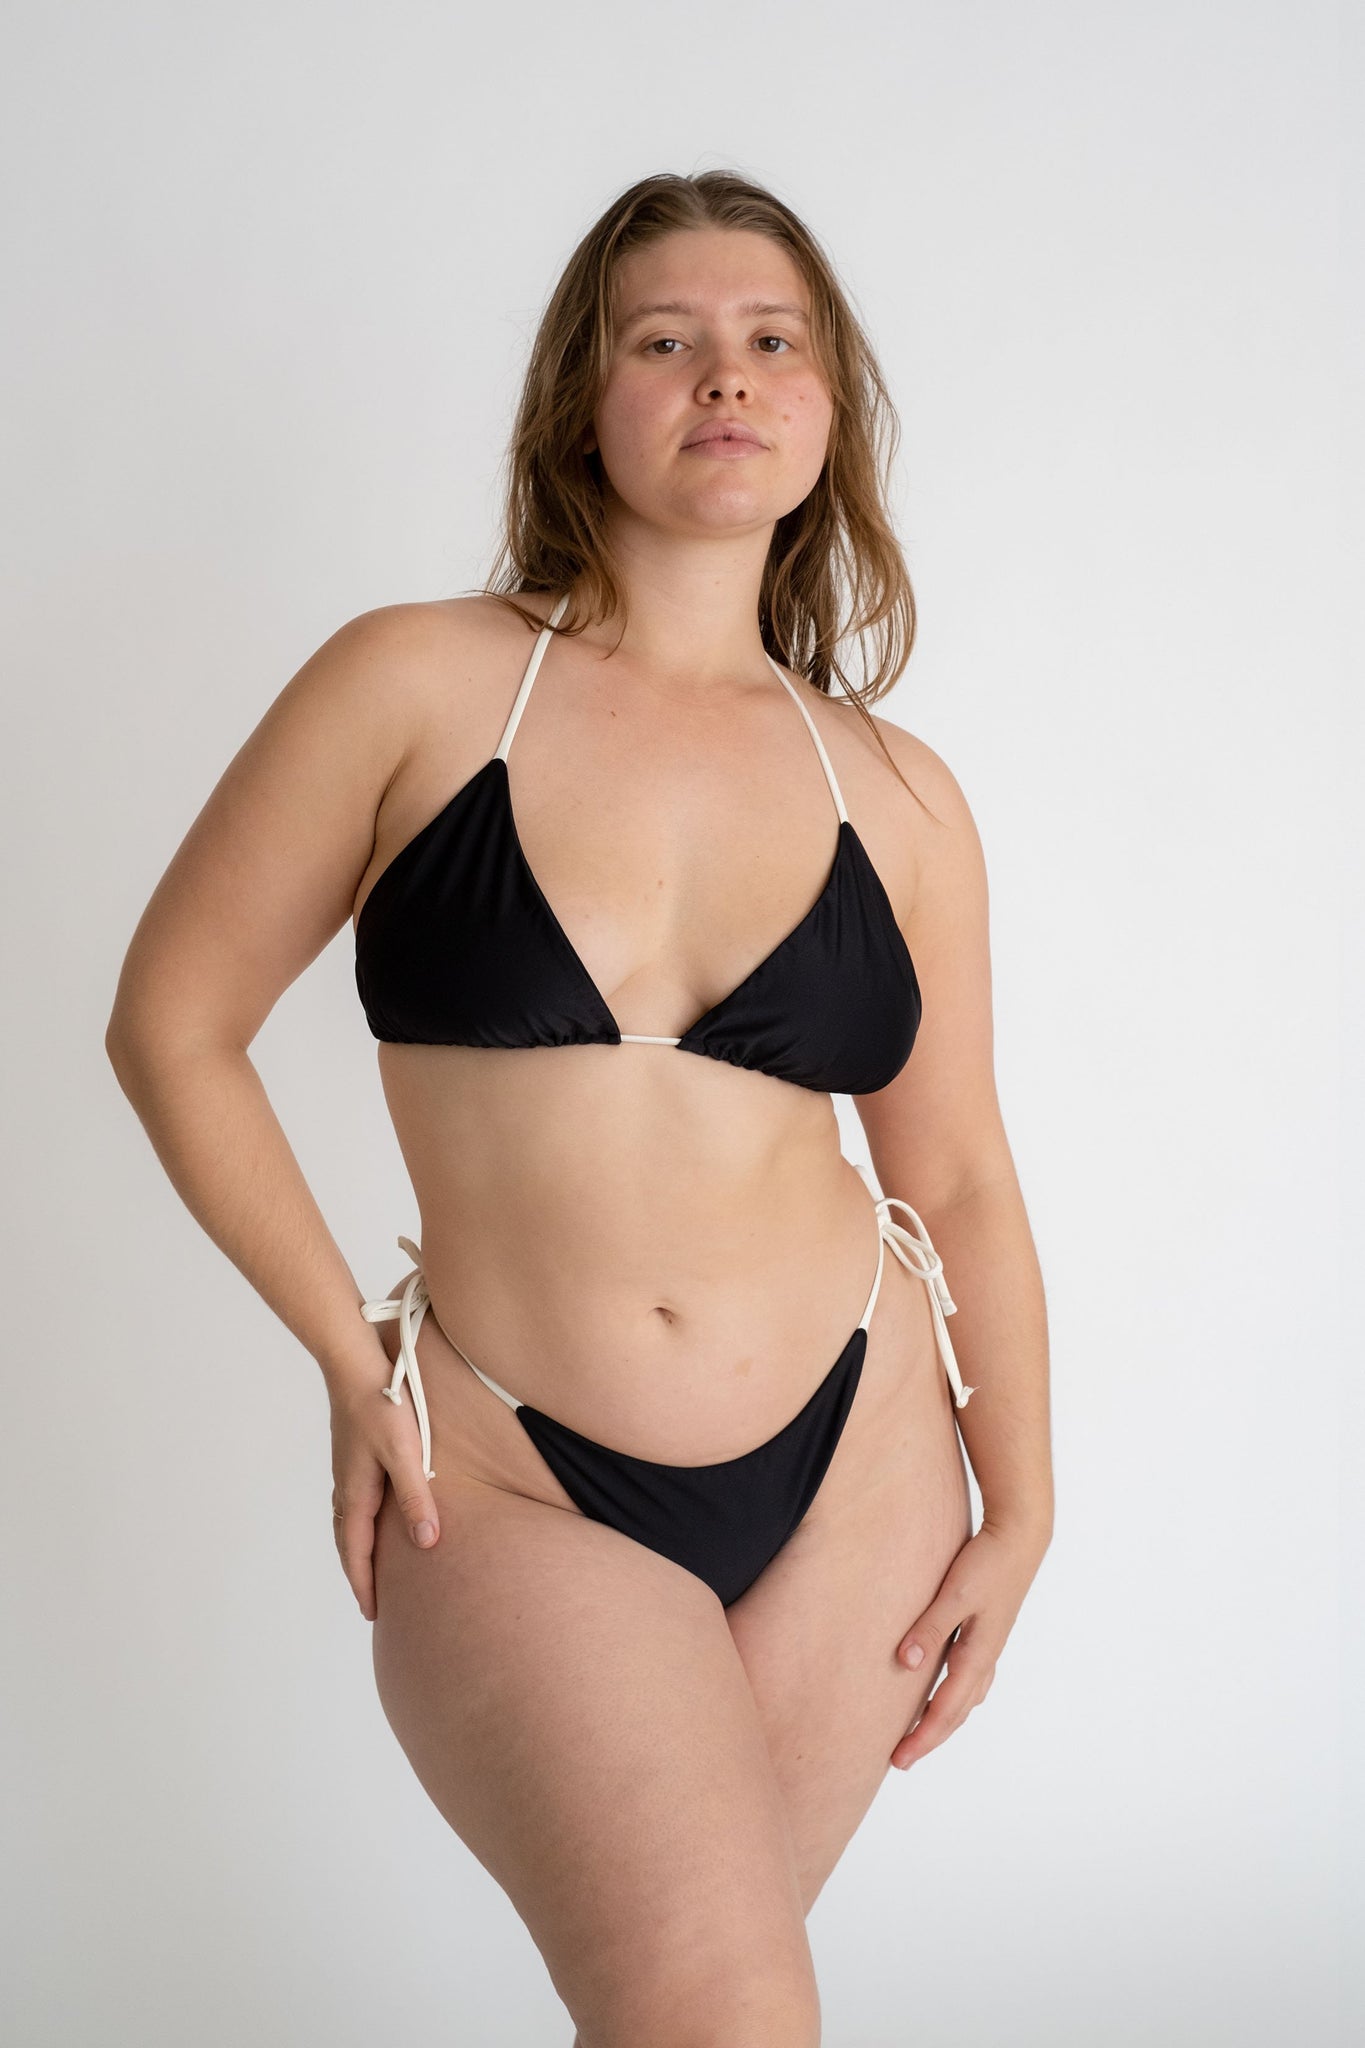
left=354, top=594, right=921, bottom=1094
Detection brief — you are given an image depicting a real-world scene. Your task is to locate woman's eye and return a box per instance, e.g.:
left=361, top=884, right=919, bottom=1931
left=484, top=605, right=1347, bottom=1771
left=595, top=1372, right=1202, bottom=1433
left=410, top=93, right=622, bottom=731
left=643, top=334, right=793, bottom=357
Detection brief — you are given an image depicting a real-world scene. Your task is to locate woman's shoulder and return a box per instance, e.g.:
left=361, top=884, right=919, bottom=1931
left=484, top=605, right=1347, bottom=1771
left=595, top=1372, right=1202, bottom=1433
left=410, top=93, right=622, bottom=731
left=357, top=590, right=547, bottom=662
left=861, top=703, right=977, bottom=833
left=781, top=671, right=964, bottom=813
left=327, top=592, right=549, bottom=736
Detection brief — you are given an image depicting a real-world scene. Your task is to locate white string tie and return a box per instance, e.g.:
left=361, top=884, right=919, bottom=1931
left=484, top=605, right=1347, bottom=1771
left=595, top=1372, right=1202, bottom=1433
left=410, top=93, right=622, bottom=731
left=852, top=1164, right=974, bottom=1408
left=874, top=1196, right=974, bottom=1408
left=358, top=1236, right=436, bottom=1480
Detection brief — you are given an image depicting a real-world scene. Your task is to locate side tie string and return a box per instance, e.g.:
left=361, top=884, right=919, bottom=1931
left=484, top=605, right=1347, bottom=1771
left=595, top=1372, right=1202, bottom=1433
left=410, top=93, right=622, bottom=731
left=358, top=1236, right=436, bottom=1480
left=873, top=1195, right=975, bottom=1409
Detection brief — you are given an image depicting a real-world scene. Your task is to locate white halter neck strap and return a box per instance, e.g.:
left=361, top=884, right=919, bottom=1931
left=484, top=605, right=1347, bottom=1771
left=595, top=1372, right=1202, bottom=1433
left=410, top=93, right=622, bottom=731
left=493, top=591, right=849, bottom=825
left=493, top=592, right=571, bottom=763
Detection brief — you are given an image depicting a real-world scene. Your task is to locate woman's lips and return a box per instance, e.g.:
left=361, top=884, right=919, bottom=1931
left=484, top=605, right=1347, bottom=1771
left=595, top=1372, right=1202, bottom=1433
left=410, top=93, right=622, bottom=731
left=680, top=437, right=767, bottom=458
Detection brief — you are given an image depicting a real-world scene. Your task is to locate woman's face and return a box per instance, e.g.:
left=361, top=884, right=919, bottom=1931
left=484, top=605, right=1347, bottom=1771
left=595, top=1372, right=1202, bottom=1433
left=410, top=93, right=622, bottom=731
left=586, top=228, right=835, bottom=542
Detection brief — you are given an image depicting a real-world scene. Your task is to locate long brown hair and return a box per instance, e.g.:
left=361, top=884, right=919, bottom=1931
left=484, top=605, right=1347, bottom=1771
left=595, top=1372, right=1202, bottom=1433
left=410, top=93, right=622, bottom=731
left=475, top=169, right=921, bottom=795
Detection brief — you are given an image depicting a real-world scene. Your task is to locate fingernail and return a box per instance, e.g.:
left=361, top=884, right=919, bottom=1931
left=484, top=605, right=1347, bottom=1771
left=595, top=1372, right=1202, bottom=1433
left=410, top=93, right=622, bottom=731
left=904, top=1644, right=924, bottom=1669
left=413, top=1520, right=436, bottom=1546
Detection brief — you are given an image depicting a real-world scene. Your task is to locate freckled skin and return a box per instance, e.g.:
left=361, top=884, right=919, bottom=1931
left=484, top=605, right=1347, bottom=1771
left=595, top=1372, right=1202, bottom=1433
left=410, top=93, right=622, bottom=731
left=582, top=226, right=835, bottom=539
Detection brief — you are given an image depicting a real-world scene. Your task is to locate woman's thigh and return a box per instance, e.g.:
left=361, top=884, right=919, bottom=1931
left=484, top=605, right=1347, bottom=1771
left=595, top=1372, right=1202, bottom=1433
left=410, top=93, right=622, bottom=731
left=368, top=1360, right=822, bottom=2045
left=724, top=1245, right=976, bottom=1913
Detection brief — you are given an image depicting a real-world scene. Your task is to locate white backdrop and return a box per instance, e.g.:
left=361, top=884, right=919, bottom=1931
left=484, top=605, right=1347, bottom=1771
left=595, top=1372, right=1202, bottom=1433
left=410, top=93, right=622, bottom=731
left=2, top=3, right=1354, bottom=2043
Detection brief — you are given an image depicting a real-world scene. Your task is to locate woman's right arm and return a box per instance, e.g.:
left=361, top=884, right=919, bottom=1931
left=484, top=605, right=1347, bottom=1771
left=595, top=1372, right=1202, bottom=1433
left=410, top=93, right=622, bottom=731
left=104, top=601, right=455, bottom=1612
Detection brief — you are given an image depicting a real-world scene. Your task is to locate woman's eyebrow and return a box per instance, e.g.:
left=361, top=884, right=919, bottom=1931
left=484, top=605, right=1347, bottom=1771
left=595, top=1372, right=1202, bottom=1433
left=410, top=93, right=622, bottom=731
left=619, top=299, right=810, bottom=329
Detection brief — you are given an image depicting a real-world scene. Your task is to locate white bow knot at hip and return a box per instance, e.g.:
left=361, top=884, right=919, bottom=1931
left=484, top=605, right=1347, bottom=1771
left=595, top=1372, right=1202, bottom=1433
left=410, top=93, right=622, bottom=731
left=358, top=1235, right=436, bottom=1481
left=870, top=1191, right=976, bottom=1410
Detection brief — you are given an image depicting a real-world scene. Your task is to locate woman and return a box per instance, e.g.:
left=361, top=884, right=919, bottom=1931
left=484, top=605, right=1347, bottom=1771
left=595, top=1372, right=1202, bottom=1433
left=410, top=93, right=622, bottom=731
left=107, top=170, right=1053, bottom=2046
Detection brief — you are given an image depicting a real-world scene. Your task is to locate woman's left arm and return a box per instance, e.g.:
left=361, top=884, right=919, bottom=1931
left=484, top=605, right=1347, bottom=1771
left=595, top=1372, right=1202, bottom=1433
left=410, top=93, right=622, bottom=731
left=854, top=720, right=1054, bottom=1769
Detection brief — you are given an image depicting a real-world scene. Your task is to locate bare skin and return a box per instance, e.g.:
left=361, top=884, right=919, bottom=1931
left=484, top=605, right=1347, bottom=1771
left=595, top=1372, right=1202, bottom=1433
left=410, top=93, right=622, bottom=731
left=352, top=593, right=977, bottom=2045
left=109, top=225, right=1029, bottom=2046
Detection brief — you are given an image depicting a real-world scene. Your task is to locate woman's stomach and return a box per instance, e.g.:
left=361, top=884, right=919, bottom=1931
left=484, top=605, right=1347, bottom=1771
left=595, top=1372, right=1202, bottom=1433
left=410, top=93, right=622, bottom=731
left=375, top=1041, right=885, bottom=1463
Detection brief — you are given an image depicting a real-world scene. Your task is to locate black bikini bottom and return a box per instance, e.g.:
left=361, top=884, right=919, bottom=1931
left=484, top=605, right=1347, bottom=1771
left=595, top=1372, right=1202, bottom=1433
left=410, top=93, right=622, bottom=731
left=359, top=1174, right=971, bottom=1609
left=514, top=1326, right=867, bottom=1607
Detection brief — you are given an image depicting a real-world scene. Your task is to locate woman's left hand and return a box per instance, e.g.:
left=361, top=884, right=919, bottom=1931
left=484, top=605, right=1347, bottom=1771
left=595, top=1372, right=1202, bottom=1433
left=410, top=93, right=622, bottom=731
left=890, top=1517, right=1051, bottom=1770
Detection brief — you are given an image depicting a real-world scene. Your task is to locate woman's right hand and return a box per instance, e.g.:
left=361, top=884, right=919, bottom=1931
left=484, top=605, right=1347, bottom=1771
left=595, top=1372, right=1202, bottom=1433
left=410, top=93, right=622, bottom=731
left=327, top=1313, right=441, bottom=1622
